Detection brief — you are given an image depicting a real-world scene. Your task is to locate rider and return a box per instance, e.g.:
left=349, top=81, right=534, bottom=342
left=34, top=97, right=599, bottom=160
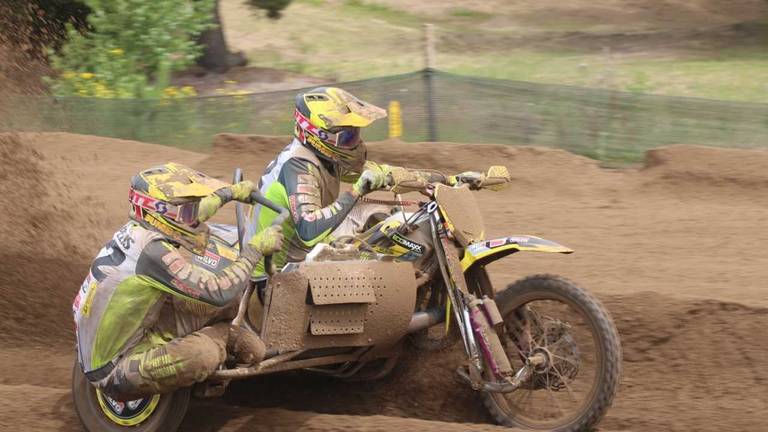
left=73, top=162, right=283, bottom=400
left=246, top=86, right=484, bottom=274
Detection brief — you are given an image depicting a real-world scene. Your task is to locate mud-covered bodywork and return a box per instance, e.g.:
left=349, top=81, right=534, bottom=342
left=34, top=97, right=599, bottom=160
left=258, top=260, right=417, bottom=352
left=460, top=236, right=573, bottom=271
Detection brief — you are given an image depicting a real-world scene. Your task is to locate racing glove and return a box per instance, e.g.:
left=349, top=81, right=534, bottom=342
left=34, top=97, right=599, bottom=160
left=198, top=180, right=256, bottom=222
left=247, top=225, right=284, bottom=255
left=352, top=166, right=389, bottom=196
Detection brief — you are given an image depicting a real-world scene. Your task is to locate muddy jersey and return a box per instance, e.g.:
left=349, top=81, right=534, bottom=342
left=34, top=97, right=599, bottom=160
left=245, top=139, right=452, bottom=276
left=73, top=222, right=259, bottom=379
left=245, top=139, right=360, bottom=274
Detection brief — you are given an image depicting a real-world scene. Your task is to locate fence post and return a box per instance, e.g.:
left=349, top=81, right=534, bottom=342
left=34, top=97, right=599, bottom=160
left=423, top=23, right=438, bottom=142
left=388, top=100, right=403, bottom=138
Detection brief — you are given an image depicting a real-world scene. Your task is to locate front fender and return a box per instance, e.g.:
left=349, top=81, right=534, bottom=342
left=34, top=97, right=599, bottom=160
left=460, top=236, right=573, bottom=272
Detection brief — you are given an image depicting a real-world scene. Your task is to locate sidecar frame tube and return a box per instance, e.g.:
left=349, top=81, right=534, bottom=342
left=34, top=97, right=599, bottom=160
left=210, top=353, right=360, bottom=380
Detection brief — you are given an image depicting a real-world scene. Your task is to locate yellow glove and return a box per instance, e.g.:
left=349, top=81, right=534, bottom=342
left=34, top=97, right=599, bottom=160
left=352, top=165, right=389, bottom=196
left=198, top=181, right=256, bottom=223
left=230, top=180, right=255, bottom=202
left=248, top=225, right=283, bottom=255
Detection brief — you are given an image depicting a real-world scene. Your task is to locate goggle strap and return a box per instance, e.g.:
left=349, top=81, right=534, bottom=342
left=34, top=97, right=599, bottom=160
left=129, top=188, right=184, bottom=222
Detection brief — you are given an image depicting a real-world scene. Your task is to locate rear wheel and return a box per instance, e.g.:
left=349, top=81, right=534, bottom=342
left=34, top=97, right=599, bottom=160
left=72, top=360, right=191, bottom=432
left=483, top=275, right=621, bottom=431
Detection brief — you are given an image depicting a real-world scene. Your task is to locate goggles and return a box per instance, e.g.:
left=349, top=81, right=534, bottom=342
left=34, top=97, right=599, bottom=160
left=326, top=126, right=361, bottom=149
left=129, top=189, right=200, bottom=225
left=295, top=109, right=361, bottom=150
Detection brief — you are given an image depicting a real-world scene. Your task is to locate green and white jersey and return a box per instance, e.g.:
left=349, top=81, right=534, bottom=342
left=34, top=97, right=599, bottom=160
left=73, top=222, right=259, bottom=379
left=245, top=139, right=360, bottom=274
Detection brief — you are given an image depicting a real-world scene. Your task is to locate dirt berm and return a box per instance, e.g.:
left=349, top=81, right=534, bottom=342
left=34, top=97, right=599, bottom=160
left=1, top=132, right=766, bottom=431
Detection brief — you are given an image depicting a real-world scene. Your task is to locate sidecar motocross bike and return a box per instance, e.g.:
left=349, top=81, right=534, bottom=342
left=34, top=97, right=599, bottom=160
left=73, top=166, right=621, bottom=432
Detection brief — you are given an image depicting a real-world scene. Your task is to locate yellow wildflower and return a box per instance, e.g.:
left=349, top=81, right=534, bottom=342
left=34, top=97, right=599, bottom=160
left=162, top=86, right=180, bottom=99
left=109, top=48, right=124, bottom=56
left=79, top=72, right=94, bottom=80
left=180, top=86, right=197, bottom=96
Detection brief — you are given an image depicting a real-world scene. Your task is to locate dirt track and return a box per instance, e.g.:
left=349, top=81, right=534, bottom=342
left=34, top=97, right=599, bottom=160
left=1, top=132, right=767, bottom=431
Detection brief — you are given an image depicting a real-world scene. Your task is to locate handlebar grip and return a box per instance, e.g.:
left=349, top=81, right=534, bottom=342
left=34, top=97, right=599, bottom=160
left=233, top=169, right=246, bottom=250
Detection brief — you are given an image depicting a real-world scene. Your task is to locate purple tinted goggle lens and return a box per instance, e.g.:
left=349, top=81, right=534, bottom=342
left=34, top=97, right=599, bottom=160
left=332, top=127, right=361, bottom=149
left=175, top=201, right=200, bottom=225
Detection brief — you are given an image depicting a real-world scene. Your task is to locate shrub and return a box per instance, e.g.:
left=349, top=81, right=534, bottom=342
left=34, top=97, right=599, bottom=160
left=48, top=0, right=214, bottom=98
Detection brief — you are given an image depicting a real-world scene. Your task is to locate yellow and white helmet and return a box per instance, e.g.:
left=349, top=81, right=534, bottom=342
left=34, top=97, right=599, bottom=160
left=294, top=87, right=386, bottom=172
left=129, top=162, right=227, bottom=254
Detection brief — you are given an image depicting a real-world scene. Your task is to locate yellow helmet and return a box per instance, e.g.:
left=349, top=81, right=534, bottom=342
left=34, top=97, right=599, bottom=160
left=294, top=87, right=386, bottom=172
left=129, top=163, right=227, bottom=254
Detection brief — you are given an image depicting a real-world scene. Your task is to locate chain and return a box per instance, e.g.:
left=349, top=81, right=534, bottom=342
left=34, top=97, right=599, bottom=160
left=359, top=196, right=420, bottom=207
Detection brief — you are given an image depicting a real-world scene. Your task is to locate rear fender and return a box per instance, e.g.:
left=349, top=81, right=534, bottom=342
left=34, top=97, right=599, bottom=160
left=460, top=236, right=573, bottom=272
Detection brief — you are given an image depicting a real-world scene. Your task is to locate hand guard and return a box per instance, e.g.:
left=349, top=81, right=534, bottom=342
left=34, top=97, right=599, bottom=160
left=449, top=171, right=486, bottom=189
left=247, top=225, right=284, bottom=255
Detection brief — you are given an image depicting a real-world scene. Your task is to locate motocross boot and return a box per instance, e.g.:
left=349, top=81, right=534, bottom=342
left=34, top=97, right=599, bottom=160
left=227, top=325, right=266, bottom=365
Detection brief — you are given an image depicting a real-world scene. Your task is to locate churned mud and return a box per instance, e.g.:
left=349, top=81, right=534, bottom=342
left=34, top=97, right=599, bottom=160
left=1, top=132, right=767, bottom=431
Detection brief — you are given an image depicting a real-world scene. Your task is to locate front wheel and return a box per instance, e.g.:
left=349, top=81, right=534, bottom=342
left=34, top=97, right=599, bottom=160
left=483, top=275, right=621, bottom=431
left=72, top=360, right=191, bottom=432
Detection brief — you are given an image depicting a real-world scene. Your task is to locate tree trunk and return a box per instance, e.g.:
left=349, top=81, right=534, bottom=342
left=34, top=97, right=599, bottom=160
left=197, top=0, right=245, bottom=73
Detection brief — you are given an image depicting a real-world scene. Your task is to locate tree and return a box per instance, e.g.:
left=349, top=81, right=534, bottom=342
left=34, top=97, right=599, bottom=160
left=196, top=0, right=293, bottom=73
left=49, top=0, right=214, bottom=98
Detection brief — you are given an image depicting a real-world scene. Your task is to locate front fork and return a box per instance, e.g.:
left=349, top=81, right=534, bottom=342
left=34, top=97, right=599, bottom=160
left=429, top=216, right=524, bottom=390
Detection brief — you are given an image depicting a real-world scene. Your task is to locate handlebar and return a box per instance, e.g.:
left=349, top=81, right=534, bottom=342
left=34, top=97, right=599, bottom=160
left=248, top=190, right=289, bottom=276
left=233, top=169, right=288, bottom=276
left=231, top=170, right=287, bottom=328
left=381, top=165, right=510, bottom=195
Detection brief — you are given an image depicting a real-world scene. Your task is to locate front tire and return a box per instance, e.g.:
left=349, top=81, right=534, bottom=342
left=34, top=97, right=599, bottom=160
left=72, top=360, right=191, bottom=432
left=483, top=275, right=621, bottom=431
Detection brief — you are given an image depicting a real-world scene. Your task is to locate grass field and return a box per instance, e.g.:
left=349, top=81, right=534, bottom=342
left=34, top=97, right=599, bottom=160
left=221, top=0, right=768, bottom=102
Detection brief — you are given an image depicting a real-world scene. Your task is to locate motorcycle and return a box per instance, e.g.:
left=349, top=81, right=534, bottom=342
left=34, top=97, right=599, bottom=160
left=72, top=165, right=621, bottom=432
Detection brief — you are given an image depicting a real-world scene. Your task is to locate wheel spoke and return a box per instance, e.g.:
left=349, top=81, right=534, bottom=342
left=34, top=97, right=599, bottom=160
left=551, top=353, right=579, bottom=367
left=550, top=364, right=579, bottom=403
left=545, top=373, right=565, bottom=417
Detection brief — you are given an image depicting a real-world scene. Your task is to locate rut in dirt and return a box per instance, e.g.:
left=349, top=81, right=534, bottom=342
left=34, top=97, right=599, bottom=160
left=201, top=293, right=768, bottom=431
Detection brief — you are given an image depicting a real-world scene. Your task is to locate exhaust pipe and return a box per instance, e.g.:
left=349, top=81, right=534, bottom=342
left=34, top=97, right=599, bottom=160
left=407, top=307, right=445, bottom=333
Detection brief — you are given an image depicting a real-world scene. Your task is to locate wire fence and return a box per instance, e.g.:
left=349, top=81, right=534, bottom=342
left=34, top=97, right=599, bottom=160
left=7, top=69, right=768, bottom=164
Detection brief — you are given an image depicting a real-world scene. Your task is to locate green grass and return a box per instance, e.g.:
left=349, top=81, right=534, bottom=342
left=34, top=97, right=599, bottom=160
left=220, top=0, right=768, bottom=102
left=449, top=8, right=492, bottom=20
left=439, top=49, right=768, bottom=103
left=341, top=0, right=422, bottom=26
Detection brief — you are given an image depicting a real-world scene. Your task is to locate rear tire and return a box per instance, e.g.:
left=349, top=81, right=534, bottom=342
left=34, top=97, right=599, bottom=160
left=483, top=275, right=621, bottom=432
left=72, top=360, right=191, bottom=432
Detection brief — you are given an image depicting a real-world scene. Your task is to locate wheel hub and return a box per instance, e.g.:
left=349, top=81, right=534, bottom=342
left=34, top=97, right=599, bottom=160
left=97, top=390, right=161, bottom=426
